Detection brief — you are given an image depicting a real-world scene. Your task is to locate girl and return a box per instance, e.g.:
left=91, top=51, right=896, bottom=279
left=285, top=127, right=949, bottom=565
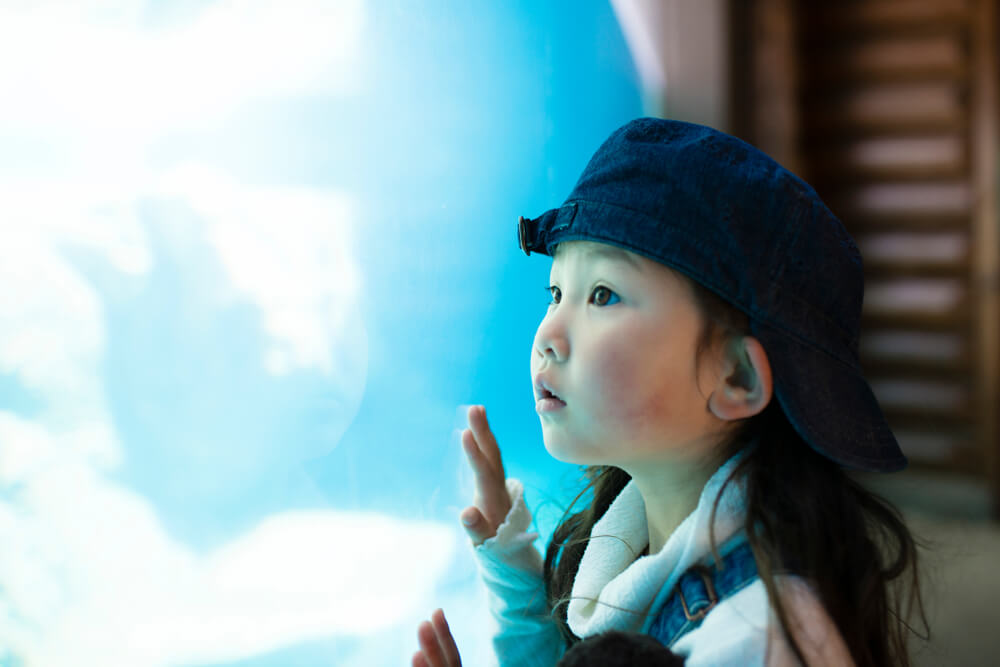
left=413, top=118, right=926, bottom=666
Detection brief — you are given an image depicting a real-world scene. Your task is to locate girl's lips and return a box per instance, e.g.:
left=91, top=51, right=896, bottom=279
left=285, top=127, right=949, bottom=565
left=536, top=397, right=567, bottom=413
left=533, top=375, right=564, bottom=402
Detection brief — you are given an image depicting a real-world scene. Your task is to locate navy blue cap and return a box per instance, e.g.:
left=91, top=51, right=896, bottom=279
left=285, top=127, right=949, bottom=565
left=518, top=118, right=906, bottom=473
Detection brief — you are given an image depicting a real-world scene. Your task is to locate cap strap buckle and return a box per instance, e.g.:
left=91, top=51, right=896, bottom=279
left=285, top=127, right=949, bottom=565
left=517, top=215, right=533, bottom=256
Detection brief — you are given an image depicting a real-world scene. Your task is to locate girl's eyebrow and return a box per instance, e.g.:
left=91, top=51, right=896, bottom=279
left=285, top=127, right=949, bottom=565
left=583, top=246, right=642, bottom=273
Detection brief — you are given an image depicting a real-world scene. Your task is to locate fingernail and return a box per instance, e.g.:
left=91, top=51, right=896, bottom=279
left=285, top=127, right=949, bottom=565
left=461, top=514, right=476, bottom=526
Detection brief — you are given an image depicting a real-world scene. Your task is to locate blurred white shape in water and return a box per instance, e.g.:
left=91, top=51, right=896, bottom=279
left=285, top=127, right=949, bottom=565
left=0, top=409, right=455, bottom=666
left=0, top=182, right=456, bottom=666
left=158, top=163, right=364, bottom=378
left=0, top=1, right=459, bottom=664
left=0, top=0, right=365, bottom=137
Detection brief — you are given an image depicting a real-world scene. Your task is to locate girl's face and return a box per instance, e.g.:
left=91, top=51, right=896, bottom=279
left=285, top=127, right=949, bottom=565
left=530, top=240, right=727, bottom=468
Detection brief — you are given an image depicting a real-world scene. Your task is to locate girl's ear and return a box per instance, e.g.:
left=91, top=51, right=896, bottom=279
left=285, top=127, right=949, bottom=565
left=707, top=337, right=773, bottom=421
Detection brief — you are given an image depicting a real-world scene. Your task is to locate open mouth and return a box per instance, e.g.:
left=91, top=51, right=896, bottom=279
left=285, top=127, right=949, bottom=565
left=540, top=388, right=565, bottom=404
left=534, top=375, right=567, bottom=405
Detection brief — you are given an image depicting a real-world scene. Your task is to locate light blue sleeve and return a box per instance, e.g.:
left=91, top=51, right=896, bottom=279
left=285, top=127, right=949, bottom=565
left=471, top=478, right=567, bottom=667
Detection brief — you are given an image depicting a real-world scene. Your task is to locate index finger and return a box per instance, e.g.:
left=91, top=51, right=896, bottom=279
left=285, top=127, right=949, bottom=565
left=466, top=405, right=504, bottom=477
left=431, top=608, right=461, bottom=666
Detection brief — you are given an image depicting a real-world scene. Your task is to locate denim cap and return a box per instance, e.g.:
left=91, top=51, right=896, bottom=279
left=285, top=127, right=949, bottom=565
left=518, top=117, right=906, bottom=473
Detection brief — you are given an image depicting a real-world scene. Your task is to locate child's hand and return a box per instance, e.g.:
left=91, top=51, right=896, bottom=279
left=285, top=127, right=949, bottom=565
left=412, top=608, right=462, bottom=667
left=458, top=405, right=511, bottom=546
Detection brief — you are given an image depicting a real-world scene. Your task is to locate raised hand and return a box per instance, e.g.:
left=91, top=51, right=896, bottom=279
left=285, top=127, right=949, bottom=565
left=412, top=608, right=461, bottom=667
left=458, top=405, right=511, bottom=546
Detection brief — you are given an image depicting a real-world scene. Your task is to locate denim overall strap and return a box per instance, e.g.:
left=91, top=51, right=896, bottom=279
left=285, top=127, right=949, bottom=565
left=647, top=540, right=758, bottom=648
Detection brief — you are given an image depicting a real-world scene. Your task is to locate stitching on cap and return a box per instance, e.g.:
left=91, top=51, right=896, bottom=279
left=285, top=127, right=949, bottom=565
left=550, top=202, right=577, bottom=234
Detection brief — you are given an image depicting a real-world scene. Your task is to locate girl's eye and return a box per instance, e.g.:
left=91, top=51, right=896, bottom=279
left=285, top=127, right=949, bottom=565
left=592, top=285, right=620, bottom=306
left=546, top=285, right=561, bottom=305
left=545, top=285, right=620, bottom=307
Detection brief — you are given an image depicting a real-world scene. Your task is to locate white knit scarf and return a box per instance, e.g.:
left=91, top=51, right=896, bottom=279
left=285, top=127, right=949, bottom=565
left=566, top=453, right=748, bottom=637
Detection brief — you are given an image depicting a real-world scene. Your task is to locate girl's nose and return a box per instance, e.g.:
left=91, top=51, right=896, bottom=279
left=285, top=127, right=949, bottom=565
left=533, top=321, right=568, bottom=363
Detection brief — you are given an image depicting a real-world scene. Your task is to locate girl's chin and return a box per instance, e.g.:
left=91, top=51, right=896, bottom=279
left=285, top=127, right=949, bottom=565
left=541, top=437, right=604, bottom=466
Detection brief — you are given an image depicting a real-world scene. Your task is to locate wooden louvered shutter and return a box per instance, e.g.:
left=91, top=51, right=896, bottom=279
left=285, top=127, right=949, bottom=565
left=733, top=0, right=1000, bottom=513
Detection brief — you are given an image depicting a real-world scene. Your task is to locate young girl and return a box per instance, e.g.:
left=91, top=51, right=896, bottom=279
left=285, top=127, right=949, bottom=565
left=413, top=118, right=926, bottom=666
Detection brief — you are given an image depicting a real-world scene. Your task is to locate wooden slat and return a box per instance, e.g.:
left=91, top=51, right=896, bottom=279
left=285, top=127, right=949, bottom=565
left=863, top=261, right=968, bottom=278
left=803, top=0, right=970, bottom=33
left=949, top=438, right=989, bottom=475
left=860, top=241, right=971, bottom=275
left=804, top=113, right=967, bottom=136
left=810, top=64, right=968, bottom=85
left=827, top=181, right=974, bottom=221
left=879, top=404, right=974, bottom=420
left=803, top=32, right=968, bottom=83
left=907, top=454, right=978, bottom=475
left=865, top=276, right=966, bottom=310
left=811, top=163, right=966, bottom=183
left=839, top=211, right=970, bottom=229
left=967, top=0, right=1000, bottom=516
left=882, top=406, right=975, bottom=426
left=801, top=20, right=968, bottom=44
left=859, top=230, right=969, bottom=260
left=804, top=81, right=967, bottom=130
left=859, top=328, right=969, bottom=365
left=862, top=308, right=970, bottom=330
left=888, top=416, right=976, bottom=436
left=809, top=134, right=966, bottom=181
left=872, top=375, right=971, bottom=406
left=742, top=0, right=802, bottom=175
left=861, top=357, right=971, bottom=378
left=894, top=426, right=975, bottom=462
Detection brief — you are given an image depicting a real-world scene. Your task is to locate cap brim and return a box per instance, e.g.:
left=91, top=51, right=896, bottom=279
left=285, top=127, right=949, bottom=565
left=754, top=321, right=908, bottom=473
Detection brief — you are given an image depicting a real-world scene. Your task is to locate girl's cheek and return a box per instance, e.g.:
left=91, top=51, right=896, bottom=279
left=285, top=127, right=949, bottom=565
left=591, top=337, right=688, bottom=435
left=591, top=343, right=660, bottom=423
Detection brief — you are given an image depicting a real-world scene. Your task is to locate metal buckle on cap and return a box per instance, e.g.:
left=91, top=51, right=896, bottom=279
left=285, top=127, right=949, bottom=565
left=678, top=565, right=718, bottom=622
left=518, top=215, right=532, bottom=256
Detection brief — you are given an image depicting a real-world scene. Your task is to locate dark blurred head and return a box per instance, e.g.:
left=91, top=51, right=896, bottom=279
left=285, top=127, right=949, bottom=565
left=556, top=630, right=684, bottom=667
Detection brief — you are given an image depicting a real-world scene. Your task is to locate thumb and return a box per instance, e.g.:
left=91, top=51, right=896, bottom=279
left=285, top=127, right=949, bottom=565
left=459, top=506, right=492, bottom=544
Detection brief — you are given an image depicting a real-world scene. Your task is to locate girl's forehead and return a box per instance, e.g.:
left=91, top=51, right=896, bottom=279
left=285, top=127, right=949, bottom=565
left=552, top=240, right=641, bottom=267
left=552, top=240, right=697, bottom=296
left=554, top=239, right=617, bottom=256
left=553, top=240, right=677, bottom=278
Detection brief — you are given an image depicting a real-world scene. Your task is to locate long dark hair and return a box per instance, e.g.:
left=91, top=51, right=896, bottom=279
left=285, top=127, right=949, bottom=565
left=542, top=276, right=928, bottom=666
